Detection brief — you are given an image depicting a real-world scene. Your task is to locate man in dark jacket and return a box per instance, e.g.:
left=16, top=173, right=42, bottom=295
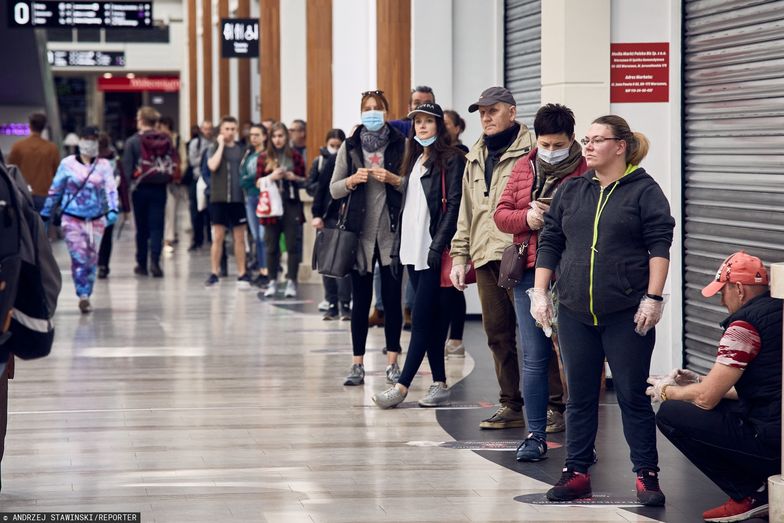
left=649, top=251, right=781, bottom=523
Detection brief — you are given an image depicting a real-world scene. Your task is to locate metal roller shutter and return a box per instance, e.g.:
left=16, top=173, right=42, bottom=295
left=504, top=0, right=541, bottom=126
left=683, top=0, right=784, bottom=373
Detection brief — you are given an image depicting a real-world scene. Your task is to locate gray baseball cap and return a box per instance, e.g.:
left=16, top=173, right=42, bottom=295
left=468, top=86, right=516, bottom=113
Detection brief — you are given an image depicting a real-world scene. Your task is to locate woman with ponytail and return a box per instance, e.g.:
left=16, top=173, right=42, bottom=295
left=529, top=115, right=675, bottom=506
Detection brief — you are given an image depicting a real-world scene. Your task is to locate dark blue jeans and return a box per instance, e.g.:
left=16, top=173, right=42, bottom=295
left=132, top=184, right=167, bottom=268
left=397, top=266, right=450, bottom=388
left=513, top=270, right=555, bottom=439
left=558, top=304, right=658, bottom=473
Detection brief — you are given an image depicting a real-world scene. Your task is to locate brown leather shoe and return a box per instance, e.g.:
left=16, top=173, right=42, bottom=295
left=368, top=308, right=385, bottom=327
left=403, top=307, right=412, bottom=331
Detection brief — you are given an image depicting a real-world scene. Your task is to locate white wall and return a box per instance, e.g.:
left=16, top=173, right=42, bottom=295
left=611, top=0, right=682, bottom=374
left=280, top=0, right=307, bottom=124
left=332, top=0, right=377, bottom=134
left=411, top=0, right=453, bottom=110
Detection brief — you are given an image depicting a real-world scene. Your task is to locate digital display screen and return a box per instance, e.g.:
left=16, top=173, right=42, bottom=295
left=8, top=1, right=153, bottom=29
left=48, top=50, right=126, bottom=67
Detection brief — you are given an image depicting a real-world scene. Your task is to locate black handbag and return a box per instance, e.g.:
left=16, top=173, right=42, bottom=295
left=497, top=233, right=533, bottom=289
left=51, top=160, right=98, bottom=227
left=312, top=193, right=358, bottom=278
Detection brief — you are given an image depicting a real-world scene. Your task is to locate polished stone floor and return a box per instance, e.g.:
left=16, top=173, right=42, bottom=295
left=0, top=234, right=740, bottom=522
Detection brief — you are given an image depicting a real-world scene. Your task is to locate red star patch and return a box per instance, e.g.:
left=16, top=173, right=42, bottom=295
left=368, top=153, right=382, bottom=167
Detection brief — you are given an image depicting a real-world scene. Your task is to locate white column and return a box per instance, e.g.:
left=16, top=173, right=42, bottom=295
left=279, top=0, right=307, bottom=125
left=411, top=0, right=453, bottom=109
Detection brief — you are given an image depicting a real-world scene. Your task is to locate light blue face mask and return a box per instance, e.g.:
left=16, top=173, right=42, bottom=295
left=361, top=110, right=385, bottom=132
left=414, top=135, right=437, bottom=147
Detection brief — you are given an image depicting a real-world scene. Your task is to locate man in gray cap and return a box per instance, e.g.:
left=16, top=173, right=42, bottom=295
left=450, top=86, right=533, bottom=429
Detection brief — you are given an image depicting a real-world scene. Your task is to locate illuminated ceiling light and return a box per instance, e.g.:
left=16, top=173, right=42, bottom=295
left=103, top=73, right=112, bottom=79
left=126, top=73, right=136, bottom=79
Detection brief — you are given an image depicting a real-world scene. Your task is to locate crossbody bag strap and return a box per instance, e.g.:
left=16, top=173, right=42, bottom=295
left=336, top=191, right=353, bottom=230
left=61, top=160, right=99, bottom=214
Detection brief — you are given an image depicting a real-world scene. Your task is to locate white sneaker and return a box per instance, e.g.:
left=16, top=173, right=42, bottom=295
left=284, top=280, right=297, bottom=298
left=264, top=280, right=277, bottom=297
left=317, top=299, right=330, bottom=311
left=418, top=382, right=451, bottom=407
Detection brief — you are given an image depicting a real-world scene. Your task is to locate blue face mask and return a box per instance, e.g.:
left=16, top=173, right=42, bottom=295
left=414, top=135, right=437, bottom=147
left=361, top=110, right=385, bottom=132
left=538, top=146, right=570, bottom=165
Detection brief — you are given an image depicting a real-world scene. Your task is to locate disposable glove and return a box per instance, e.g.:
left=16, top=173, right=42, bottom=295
left=645, top=374, right=676, bottom=403
left=526, top=201, right=547, bottom=230
left=106, top=210, right=119, bottom=226
left=450, top=263, right=471, bottom=291
left=633, top=296, right=665, bottom=336
left=527, top=288, right=554, bottom=337
left=671, top=368, right=702, bottom=386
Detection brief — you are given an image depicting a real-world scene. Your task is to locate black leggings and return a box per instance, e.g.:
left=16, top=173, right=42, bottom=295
left=350, top=257, right=401, bottom=356
left=446, top=287, right=466, bottom=339
left=397, top=266, right=450, bottom=387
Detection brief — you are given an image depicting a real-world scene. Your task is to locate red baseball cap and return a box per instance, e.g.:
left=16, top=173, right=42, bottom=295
left=701, top=251, right=769, bottom=297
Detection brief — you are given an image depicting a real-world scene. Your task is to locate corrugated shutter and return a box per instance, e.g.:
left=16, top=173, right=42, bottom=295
left=683, top=0, right=784, bottom=373
left=504, top=0, right=540, bottom=126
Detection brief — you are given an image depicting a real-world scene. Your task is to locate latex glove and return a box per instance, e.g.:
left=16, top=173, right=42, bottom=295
left=633, top=296, right=665, bottom=336
left=106, top=210, right=118, bottom=226
left=671, top=368, right=702, bottom=386
left=526, top=201, right=547, bottom=231
left=645, top=374, right=676, bottom=403
left=527, top=288, right=554, bottom=337
left=427, top=249, right=442, bottom=271
left=450, top=263, right=471, bottom=291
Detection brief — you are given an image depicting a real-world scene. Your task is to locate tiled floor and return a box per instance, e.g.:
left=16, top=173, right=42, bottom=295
left=0, top=235, right=747, bottom=522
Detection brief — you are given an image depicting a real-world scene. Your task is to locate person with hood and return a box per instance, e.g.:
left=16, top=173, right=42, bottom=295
left=529, top=114, right=675, bottom=506
left=41, top=126, right=118, bottom=313
left=494, top=103, right=587, bottom=461
left=372, top=102, right=465, bottom=409
left=329, top=90, right=406, bottom=386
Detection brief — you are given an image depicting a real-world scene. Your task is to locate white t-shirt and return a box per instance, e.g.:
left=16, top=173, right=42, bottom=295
left=399, top=155, right=432, bottom=271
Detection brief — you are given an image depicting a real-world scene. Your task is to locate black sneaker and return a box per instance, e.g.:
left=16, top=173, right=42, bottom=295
left=150, top=262, right=164, bottom=278
left=323, top=304, right=339, bottom=321
left=340, top=302, right=351, bottom=321
left=546, top=468, right=592, bottom=501
left=97, top=266, right=109, bottom=279
left=205, top=273, right=220, bottom=287
left=134, top=265, right=148, bottom=276
left=237, top=273, right=252, bottom=288
left=252, top=274, right=269, bottom=288
left=636, top=469, right=665, bottom=506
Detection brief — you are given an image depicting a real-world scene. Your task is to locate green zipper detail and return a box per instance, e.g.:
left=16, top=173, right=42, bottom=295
left=587, top=164, right=638, bottom=325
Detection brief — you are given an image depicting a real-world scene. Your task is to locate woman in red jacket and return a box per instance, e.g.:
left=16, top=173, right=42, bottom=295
left=493, top=104, right=587, bottom=461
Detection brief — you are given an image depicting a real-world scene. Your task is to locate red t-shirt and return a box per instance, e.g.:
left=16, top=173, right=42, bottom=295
left=716, top=320, right=761, bottom=369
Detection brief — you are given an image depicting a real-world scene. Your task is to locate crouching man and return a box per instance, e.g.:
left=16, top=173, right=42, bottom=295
left=647, top=251, right=781, bottom=522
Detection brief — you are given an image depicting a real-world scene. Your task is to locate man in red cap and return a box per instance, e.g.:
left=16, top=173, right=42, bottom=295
left=647, top=251, right=781, bottom=522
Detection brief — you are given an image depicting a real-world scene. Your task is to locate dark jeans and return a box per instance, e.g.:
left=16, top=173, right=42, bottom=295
left=132, top=184, right=167, bottom=268
left=264, top=200, right=303, bottom=282
left=324, top=275, right=351, bottom=305
left=476, top=261, right=522, bottom=411
left=350, top=255, right=402, bottom=357
left=657, top=399, right=780, bottom=500
left=188, top=181, right=209, bottom=247
left=558, top=304, right=657, bottom=473
left=398, top=266, right=451, bottom=388
left=446, top=286, right=466, bottom=339
left=98, top=224, right=113, bottom=269
left=0, top=364, right=8, bottom=465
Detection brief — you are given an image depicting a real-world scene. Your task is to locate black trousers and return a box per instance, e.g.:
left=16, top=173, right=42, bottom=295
left=188, top=180, right=209, bottom=247
left=558, top=304, right=658, bottom=473
left=446, top=286, right=466, bottom=339
left=397, top=266, right=450, bottom=387
left=350, top=255, right=402, bottom=356
left=657, top=399, right=780, bottom=500
left=132, top=184, right=167, bottom=268
left=324, top=275, right=351, bottom=305
left=264, top=200, right=303, bottom=282
left=97, top=224, right=113, bottom=269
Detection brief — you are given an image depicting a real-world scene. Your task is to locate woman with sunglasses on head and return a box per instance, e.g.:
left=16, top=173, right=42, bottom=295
left=529, top=115, right=675, bottom=505
left=372, top=103, right=465, bottom=408
left=330, top=90, right=407, bottom=386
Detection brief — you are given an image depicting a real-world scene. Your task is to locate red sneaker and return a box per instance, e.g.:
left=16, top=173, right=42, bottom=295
left=546, top=467, right=592, bottom=501
left=636, top=469, right=666, bottom=506
left=702, top=496, right=768, bottom=522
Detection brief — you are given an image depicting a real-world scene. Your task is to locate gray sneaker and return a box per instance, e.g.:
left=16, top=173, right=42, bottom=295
left=445, top=342, right=465, bottom=358
left=546, top=408, right=566, bottom=433
left=343, top=364, right=365, bottom=386
left=372, top=386, right=406, bottom=409
left=385, top=363, right=401, bottom=384
left=418, top=382, right=451, bottom=407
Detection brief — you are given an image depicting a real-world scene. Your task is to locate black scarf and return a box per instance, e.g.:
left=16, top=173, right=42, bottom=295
left=482, top=122, right=520, bottom=192
left=532, top=141, right=583, bottom=201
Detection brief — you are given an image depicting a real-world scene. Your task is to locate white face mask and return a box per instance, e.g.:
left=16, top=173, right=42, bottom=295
left=78, top=139, right=99, bottom=158
left=538, top=146, right=570, bottom=165
left=327, top=145, right=339, bottom=155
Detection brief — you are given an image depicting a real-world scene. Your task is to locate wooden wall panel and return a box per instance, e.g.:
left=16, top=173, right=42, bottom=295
left=201, top=0, right=213, bottom=121
left=218, top=0, right=230, bottom=117
left=237, top=0, right=251, bottom=125
left=260, top=0, right=281, bottom=121
left=376, top=0, right=410, bottom=120
left=187, top=0, right=198, bottom=126
left=306, top=0, right=332, bottom=165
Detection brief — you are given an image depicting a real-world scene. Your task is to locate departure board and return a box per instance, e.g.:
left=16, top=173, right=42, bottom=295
left=8, top=1, right=153, bottom=29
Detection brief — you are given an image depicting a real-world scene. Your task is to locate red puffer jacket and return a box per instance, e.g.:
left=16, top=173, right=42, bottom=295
left=493, top=147, right=587, bottom=268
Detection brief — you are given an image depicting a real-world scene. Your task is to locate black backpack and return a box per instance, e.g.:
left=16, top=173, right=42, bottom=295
left=0, top=161, right=61, bottom=364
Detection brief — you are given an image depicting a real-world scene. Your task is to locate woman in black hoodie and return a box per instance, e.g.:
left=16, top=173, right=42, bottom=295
left=531, top=115, right=675, bottom=506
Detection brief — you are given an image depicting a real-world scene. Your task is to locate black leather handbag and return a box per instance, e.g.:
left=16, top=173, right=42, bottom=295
left=312, top=193, right=358, bottom=278
left=497, top=233, right=533, bottom=289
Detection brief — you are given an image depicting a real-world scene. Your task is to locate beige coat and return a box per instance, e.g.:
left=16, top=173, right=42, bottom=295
left=451, top=124, right=534, bottom=269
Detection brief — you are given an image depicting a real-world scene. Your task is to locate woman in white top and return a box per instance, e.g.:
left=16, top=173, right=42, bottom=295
left=372, top=103, right=466, bottom=409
